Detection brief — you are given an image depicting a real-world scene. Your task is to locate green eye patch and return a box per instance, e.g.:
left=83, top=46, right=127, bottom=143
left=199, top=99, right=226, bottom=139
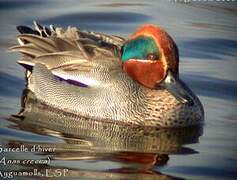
left=121, top=36, right=159, bottom=62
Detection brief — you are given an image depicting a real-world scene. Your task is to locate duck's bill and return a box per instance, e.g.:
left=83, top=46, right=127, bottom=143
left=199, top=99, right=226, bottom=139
left=160, top=70, right=194, bottom=105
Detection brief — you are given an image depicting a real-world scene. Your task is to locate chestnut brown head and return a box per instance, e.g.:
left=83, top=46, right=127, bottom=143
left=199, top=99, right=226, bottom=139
left=121, top=24, right=194, bottom=105
left=121, top=24, right=179, bottom=89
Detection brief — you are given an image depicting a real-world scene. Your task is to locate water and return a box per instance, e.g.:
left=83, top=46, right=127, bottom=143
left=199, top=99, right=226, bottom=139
left=0, top=0, right=237, bottom=179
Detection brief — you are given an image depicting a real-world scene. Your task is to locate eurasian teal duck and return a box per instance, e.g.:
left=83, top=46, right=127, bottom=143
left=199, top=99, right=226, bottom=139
left=10, top=22, right=204, bottom=127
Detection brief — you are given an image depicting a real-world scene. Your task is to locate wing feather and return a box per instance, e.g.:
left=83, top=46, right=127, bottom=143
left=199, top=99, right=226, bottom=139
left=10, top=22, right=125, bottom=87
left=9, top=44, right=46, bottom=57
left=18, top=52, right=87, bottom=70
left=17, top=34, right=58, bottom=53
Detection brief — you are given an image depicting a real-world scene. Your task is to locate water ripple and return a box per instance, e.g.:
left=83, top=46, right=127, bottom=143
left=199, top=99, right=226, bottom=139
left=183, top=74, right=237, bottom=101
left=97, top=3, right=149, bottom=7
left=39, top=12, right=151, bottom=32
left=167, top=166, right=237, bottom=178
left=0, top=0, right=43, bottom=10
left=0, top=72, right=24, bottom=98
left=178, top=38, right=237, bottom=60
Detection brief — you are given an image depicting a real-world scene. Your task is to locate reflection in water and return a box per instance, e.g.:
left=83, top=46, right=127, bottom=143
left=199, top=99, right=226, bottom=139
left=5, top=89, right=203, bottom=179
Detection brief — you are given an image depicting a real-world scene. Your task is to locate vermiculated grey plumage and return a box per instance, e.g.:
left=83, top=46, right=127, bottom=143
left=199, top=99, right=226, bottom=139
left=10, top=22, right=204, bottom=127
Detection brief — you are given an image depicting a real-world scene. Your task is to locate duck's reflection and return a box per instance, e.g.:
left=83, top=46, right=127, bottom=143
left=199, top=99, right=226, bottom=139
left=7, top=89, right=203, bottom=179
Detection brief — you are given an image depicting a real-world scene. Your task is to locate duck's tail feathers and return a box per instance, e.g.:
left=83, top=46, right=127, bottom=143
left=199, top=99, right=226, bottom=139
left=17, top=21, right=53, bottom=37
left=9, top=42, right=50, bottom=58
left=10, top=21, right=125, bottom=71
left=10, top=21, right=87, bottom=61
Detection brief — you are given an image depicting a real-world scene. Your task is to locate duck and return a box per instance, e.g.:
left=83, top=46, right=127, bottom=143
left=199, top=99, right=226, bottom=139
left=10, top=22, right=204, bottom=127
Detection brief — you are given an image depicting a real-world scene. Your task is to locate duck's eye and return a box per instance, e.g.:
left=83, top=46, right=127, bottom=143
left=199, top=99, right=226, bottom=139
left=147, top=53, right=158, bottom=60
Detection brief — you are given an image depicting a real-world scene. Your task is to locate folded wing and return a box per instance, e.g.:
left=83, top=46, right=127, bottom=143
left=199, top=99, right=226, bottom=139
left=9, top=21, right=125, bottom=87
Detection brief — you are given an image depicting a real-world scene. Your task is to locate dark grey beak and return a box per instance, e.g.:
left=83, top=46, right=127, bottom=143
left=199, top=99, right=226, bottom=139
left=160, top=70, right=194, bottom=105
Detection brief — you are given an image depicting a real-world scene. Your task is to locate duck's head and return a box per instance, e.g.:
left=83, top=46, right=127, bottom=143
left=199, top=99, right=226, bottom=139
left=121, top=24, right=193, bottom=105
